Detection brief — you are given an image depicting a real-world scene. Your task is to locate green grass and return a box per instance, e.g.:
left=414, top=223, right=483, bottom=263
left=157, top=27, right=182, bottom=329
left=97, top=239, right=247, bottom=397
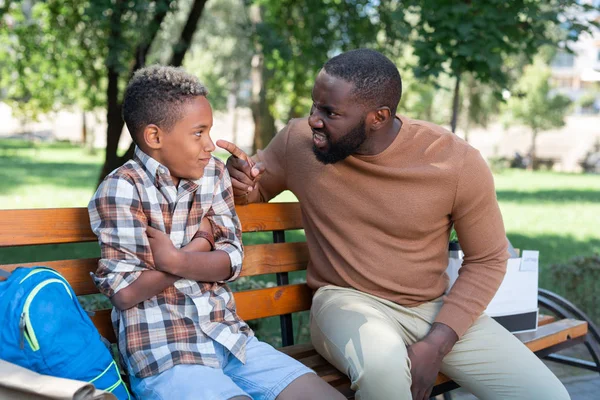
left=492, top=169, right=600, bottom=288
left=1, top=141, right=599, bottom=342
left=0, top=142, right=104, bottom=209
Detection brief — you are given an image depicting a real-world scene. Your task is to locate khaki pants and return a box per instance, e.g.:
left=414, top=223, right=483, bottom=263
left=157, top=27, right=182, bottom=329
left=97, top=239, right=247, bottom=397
left=310, top=286, right=570, bottom=400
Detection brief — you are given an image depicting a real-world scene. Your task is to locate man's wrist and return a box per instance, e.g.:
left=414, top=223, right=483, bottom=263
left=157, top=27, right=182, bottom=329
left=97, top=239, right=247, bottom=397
left=422, top=323, right=459, bottom=358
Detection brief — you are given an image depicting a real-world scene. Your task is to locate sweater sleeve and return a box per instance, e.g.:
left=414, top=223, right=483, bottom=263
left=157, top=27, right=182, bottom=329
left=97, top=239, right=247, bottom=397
left=250, top=120, right=293, bottom=203
left=434, top=147, right=509, bottom=337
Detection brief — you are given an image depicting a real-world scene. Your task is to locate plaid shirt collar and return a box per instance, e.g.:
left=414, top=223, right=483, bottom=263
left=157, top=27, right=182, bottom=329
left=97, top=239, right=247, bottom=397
left=133, top=146, right=200, bottom=200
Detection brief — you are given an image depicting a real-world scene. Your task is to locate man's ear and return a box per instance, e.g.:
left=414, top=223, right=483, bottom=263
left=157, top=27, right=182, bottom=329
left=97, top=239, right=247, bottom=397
left=369, top=107, right=392, bottom=131
left=142, top=124, right=163, bottom=150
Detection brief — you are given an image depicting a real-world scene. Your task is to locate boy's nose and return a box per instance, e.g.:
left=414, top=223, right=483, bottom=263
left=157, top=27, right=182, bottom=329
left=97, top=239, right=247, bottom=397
left=205, top=138, right=216, bottom=153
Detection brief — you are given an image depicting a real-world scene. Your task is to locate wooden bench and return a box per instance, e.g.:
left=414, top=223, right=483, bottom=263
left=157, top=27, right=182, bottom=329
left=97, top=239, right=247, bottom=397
left=0, top=203, right=595, bottom=398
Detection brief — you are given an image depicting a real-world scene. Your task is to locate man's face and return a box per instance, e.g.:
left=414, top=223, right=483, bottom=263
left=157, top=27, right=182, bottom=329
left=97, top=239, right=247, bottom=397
left=309, top=71, right=368, bottom=164
left=157, top=96, right=215, bottom=186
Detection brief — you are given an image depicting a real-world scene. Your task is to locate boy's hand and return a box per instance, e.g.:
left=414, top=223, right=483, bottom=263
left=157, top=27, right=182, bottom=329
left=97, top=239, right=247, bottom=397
left=146, top=226, right=181, bottom=272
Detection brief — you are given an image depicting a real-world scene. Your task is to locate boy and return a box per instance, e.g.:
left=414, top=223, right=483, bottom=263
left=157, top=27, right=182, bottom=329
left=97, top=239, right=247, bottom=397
left=88, top=65, right=343, bottom=400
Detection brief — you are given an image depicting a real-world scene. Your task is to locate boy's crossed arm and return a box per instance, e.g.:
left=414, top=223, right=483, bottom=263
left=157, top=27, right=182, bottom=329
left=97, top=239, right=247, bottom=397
left=111, top=217, right=221, bottom=310
left=145, top=224, right=232, bottom=283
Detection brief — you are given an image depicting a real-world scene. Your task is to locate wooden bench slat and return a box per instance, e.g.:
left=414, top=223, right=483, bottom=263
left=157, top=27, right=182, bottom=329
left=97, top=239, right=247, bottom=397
left=515, top=318, right=588, bottom=352
left=0, top=242, right=310, bottom=294
left=0, top=208, right=96, bottom=247
left=236, top=284, right=313, bottom=320
left=242, top=242, right=309, bottom=276
left=0, top=203, right=302, bottom=247
left=237, top=203, right=303, bottom=232
left=538, top=314, right=556, bottom=327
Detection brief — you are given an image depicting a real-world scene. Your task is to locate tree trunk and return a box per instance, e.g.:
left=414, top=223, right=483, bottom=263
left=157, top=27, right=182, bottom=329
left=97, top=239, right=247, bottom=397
left=250, top=53, right=276, bottom=153
left=450, top=73, right=461, bottom=133
left=227, top=84, right=239, bottom=144
left=528, top=129, right=538, bottom=171
left=98, top=1, right=125, bottom=184
left=81, top=111, right=87, bottom=145
left=169, top=0, right=208, bottom=67
left=464, top=76, right=476, bottom=143
left=97, top=0, right=207, bottom=184
left=249, top=5, right=276, bottom=153
left=98, top=67, right=123, bottom=183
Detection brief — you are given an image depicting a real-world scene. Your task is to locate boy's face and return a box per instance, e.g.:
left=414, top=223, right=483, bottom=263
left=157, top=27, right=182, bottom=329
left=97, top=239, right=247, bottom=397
left=157, top=96, right=215, bottom=185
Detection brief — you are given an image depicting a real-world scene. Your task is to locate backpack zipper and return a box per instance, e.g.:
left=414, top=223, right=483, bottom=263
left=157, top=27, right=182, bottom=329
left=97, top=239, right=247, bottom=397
left=19, top=268, right=64, bottom=285
left=19, top=313, right=26, bottom=350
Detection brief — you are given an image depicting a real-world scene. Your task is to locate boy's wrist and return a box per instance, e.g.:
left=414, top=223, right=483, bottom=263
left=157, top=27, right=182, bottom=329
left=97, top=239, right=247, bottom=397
left=161, top=249, right=184, bottom=275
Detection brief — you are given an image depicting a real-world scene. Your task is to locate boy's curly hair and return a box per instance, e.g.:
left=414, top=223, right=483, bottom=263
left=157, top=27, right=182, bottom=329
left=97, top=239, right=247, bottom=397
left=122, top=65, right=208, bottom=145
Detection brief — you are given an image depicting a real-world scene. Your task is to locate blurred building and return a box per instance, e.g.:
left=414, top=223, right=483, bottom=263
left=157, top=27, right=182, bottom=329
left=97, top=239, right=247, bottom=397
left=550, top=1, right=600, bottom=114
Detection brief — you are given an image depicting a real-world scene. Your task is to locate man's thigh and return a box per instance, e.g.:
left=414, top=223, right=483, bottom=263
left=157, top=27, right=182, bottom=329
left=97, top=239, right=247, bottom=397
left=130, top=364, right=249, bottom=400
left=224, top=336, right=314, bottom=400
left=309, top=286, right=414, bottom=400
left=442, top=314, right=570, bottom=400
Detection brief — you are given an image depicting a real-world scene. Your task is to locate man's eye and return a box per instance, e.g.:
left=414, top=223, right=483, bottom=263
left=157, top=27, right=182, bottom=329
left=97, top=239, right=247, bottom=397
left=327, top=111, right=337, bottom=117
left=194, top=131, right=203, bottom=137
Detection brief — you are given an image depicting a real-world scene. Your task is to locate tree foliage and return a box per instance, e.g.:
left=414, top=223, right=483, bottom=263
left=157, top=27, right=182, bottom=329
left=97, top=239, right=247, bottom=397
left=504, top=59, right=571, bottom=169
left=1, top=0, right=209, bottom=181
left=409, top=0, right=599, bottom=132
left=255, top=0, right=408, bottom=119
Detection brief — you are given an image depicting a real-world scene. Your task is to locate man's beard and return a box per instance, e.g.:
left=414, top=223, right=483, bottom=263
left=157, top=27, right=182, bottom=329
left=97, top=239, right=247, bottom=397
left=312, top=119, right=367, bottom=164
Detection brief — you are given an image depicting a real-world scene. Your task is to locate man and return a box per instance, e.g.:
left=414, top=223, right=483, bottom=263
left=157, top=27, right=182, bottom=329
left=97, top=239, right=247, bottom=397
left=217, top=49, right=569, bottom=400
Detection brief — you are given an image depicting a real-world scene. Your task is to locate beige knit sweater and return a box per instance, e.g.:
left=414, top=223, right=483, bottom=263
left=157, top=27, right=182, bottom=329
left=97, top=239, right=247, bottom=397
left=248, top=115, right=509, bottom=337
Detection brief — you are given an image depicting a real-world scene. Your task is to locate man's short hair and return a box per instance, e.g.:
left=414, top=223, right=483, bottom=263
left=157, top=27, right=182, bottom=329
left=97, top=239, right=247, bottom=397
left=122, top=65, right=208, bottom=145
left=323, top=49, right=402, bottom=114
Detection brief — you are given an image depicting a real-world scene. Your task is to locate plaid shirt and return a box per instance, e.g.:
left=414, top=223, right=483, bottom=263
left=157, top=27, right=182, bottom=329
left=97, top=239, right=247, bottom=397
left=88, top=147, right=251, bottom=378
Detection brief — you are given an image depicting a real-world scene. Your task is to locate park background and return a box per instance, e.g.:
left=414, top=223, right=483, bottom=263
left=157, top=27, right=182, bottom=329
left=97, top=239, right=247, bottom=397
left=1, top=1, right=600, bottom=397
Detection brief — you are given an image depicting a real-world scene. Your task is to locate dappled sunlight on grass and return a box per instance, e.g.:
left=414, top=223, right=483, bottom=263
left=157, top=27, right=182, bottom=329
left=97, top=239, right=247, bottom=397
left=0, top=142, right=104, bottom=208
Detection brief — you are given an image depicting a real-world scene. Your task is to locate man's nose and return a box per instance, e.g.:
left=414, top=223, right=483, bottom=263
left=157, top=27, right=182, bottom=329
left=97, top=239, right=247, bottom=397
left=308, top=111, right=323, bottom=129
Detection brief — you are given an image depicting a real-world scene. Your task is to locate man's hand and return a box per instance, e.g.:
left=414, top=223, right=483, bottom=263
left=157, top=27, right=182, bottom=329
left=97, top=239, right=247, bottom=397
left=146, top=226, right=181, bottom=273
left=216, top=140, right=265, bottom=199
left=407, top=323, right=458, bottom=400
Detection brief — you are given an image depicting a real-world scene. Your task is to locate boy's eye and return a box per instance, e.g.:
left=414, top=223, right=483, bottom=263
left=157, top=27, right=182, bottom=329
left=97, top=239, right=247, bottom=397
left=194, top=131, right=203, bottom=137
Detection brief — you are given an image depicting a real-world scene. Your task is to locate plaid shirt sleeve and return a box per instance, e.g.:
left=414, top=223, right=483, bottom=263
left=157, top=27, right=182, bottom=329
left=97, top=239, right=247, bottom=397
left=88, top=175, right=152, bottom=298
left=207, top=165, right=244, bottom=282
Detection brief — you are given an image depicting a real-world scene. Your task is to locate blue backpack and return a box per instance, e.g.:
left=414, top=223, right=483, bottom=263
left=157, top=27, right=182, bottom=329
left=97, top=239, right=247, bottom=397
left=0, top=266, right=130, bottom=399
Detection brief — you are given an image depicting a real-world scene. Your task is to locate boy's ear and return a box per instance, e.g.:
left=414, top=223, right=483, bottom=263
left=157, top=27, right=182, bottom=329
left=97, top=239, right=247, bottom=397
left=142, top=124, right=163, bottom=149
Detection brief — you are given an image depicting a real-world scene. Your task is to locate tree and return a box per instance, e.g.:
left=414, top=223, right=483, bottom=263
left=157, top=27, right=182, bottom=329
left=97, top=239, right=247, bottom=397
left=248, top=0, right=408, bottom=150
left=460, top=75, right=499, bottom=142
left=410, top=0, right=598, bottom=133
left=504, top=59, right=571, bottom=169
left=0, top=3, right=91, bottom=122
left=1, top=0, right=209, bottom=183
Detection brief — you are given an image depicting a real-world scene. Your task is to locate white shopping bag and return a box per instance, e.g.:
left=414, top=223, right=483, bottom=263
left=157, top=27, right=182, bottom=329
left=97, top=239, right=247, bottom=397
left=447, top=248, right=539, bottom=333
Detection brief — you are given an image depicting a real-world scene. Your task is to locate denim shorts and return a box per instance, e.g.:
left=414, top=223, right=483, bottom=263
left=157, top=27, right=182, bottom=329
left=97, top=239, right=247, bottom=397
left=129, top=336, right=314, bottom=400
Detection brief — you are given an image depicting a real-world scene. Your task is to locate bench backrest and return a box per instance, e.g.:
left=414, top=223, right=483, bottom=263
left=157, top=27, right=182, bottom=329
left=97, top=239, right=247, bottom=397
left=0, top=203, right=309, bottom=346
